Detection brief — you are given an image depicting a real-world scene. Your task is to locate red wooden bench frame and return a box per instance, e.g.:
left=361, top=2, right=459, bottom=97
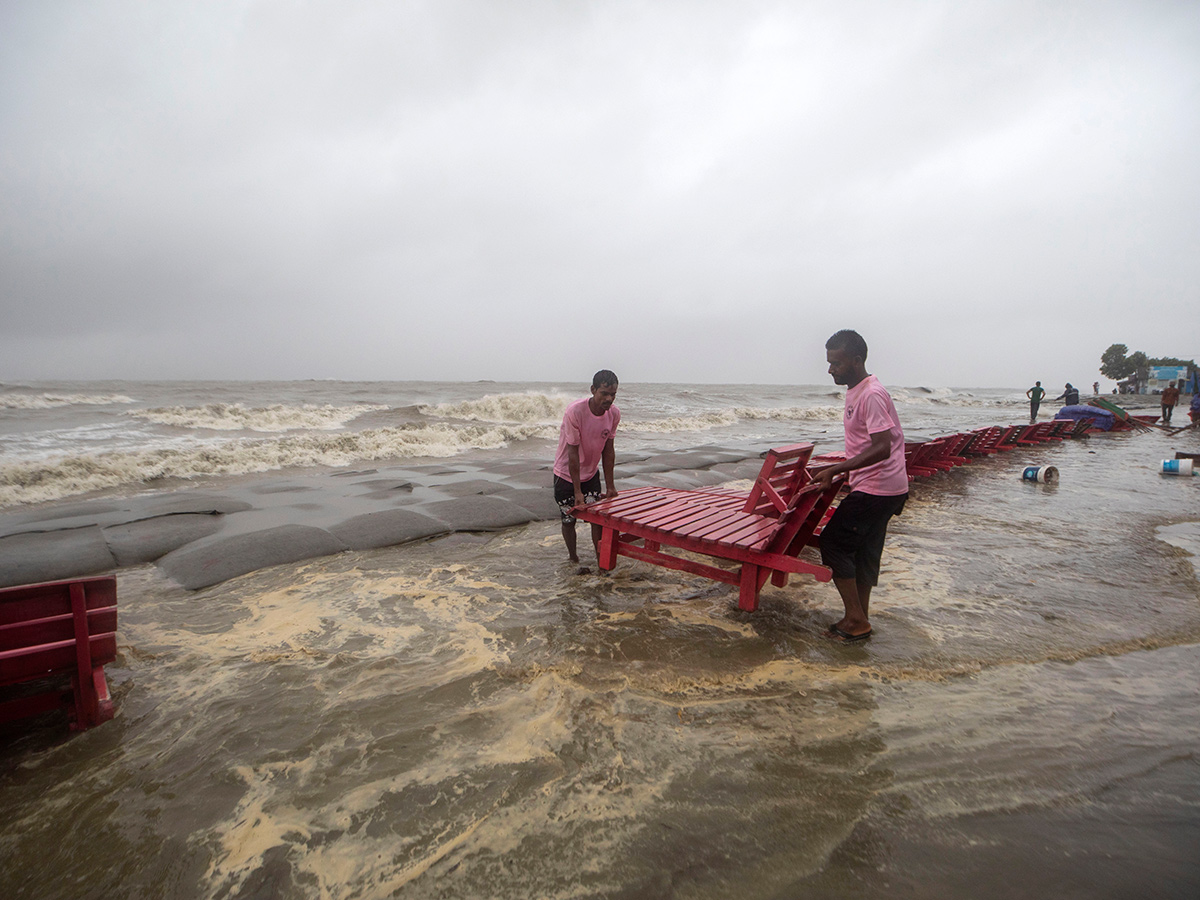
left=1047, top=419, right=1076, bottom=439
left=0, top=576, right=118, bottom=731
left=961, top=426, right=1005, bottom=456
left=574, top=444, right=843, bottom=612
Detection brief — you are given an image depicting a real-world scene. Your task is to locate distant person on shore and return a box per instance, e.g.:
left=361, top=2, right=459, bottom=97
left=814, top=330, right=908, bottom=643
left=1093, top=381, right=1099, bottom=395
left=1054, top=383, right=1079, bottom=406
left=1161, top=381, right=1180, bottom=424
left=1190, top=391, right=1200, bottom=425
left=553, top=370, right=620, bottom=570
left=1026, top=381, right=1045, bottom=423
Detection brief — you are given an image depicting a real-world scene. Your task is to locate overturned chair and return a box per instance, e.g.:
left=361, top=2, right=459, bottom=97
left=573, top=443, right=843, bottom=611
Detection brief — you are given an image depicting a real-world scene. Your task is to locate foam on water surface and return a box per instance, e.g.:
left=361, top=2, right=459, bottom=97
left=127, top=402, right=388, bottom=432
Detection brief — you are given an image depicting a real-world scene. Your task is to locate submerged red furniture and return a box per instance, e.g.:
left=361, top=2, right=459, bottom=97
left=573, top=443, right=843, bottom=612
left=0, top=576, right=118, bottom=731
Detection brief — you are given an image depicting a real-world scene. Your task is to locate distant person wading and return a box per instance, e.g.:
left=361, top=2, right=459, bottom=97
left=1055, top=383, right=1080, bottom=406
left=1160, top=382, right=1180, bottom=425
left=1026, top=381, right=1045, bottom=423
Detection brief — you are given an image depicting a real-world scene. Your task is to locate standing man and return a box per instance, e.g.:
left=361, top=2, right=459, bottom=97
left=553, top=370, right=619, bottom=569
left=1161, top=381, right=1180, bottom=424
left=1026, top=381, right=1045, bottom=423
left=814, top=331, right=909, bottom=642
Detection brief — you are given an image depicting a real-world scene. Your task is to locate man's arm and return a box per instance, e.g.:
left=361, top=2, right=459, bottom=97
left=601, top=437, right=617, bottom=499
left=814, top=430, right=892, bottom=490
left=566, top=443, right=587, bottom=509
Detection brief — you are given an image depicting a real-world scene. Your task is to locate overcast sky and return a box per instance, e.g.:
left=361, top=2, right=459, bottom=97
left=2, top=1, right=1197, bottom=387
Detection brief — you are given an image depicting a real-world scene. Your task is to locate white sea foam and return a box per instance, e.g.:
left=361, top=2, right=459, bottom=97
left=734, top=405, right=843, bottom=421
left=126, top=402, right=388, bottom=432
left=892, top=389, right=1023, bottom=408
left=420, top=392, right=572, bottom=424
left=623, top=411, right=739, bottom=432
left=0, top=392, right=136, bottom=409
left=0, top=422, right=556, bottom=507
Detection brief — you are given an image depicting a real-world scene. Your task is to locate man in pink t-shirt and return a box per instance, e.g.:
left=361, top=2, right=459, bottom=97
left=553, top=370, right=620, bottom=567
left=813, top=330, right=908, bottom=643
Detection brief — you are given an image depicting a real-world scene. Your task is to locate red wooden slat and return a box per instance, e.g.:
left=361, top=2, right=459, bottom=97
left=0, top=635, right=118, bottom=686
left=681, top=511, right=753, bottom=540
left=671, top=507, right=755, bottom=539
left=0, top=577, right=117, bottom=627
left=615, top=542, right=740, bottom=586
left=0, top=608, right=118, bottom=653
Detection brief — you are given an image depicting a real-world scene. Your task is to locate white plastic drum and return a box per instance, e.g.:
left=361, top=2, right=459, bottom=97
left=1161, top=459, right=1195, bottom=476
left=1022, top=466, right=1058, bottom=483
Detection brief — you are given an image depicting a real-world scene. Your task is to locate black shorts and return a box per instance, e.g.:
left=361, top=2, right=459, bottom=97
left=554, top=472, right=602, bottom=524
left=818, top=491, right=908, bottom=585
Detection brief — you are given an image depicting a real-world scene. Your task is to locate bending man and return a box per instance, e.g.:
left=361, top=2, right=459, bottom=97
left=552, top=370, right=620, bottom=569
left=814, top=331, right=909, bottom=642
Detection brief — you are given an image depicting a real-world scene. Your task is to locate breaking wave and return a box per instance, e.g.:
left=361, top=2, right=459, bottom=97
left=420, top=392, right=572, bottom=424
left=734, top=405, right=843, bottom=421
left=892, top=389, right=1023, bottom=408
left=0, top=422, right=556, bottom=507
left=624, top=411, right=739, bottom=432
left=0, top=392, right=135, bottom=409
left=126, top=402, right=388, bottom=432
left=624, top=406, right=841, bottom=432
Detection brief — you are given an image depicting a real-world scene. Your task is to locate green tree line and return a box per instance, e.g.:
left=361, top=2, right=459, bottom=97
left=1100, top=344, right=1195, bottom=381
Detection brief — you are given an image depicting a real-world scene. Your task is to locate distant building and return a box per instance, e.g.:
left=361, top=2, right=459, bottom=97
left=1148, top=366, right=1189, bottom=394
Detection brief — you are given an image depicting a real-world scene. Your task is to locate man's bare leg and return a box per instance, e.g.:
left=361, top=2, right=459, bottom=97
left=829, top=576, right=872, bottom=638
left=591, top=523, right=604, bottom=567
left=562, top=521, right=579, bottom=563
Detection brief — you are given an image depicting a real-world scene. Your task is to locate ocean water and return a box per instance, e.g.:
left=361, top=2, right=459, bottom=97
left=1, top=380, right=1198, bottom=899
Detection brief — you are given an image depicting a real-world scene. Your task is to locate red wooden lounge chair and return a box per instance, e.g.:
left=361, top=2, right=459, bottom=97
left=961, top=426, right=1005, bottom=456
left=991, top=425, right=1026, bottom=452
left=1047, top=419, right=1077, bottom=439
left=0, top=576, right=118, bottom=731
left=904, top=441, right=941, bottom=478
left=1014, top=421, right=1058, bottom=445
left=935, top=432, right=974, bottom=465
left=574, top=443, right=843, bottom=612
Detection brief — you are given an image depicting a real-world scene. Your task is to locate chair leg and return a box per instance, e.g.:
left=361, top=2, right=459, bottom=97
left=69, top=583, right=100, bottom=730
left=598, top=527, right=618, bottom=570
left=738, top=564, right=760, bottom=612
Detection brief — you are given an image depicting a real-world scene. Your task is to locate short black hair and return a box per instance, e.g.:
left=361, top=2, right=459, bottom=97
left=825, top=329, right=867, bottom=362
left=592, top=369, right=618, bottom=389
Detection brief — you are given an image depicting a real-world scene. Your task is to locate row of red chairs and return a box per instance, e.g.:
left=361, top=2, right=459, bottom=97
left=901, top=418, right=1086, bottom=480
left=810, top=418, right=1088, bottom=483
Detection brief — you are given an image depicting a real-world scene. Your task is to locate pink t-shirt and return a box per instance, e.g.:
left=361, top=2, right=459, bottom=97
left=553, top=398, right=620, bottom=482
left=843, top=375, right=908, bottom=495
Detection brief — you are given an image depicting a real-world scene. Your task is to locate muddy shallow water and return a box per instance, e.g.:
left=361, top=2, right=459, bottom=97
left=2, top=388, right=1199, bottom=899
